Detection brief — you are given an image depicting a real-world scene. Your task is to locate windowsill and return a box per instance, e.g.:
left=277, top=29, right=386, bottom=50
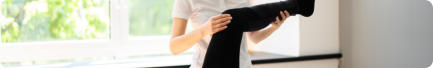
left=6, top=52, right=341, bottom=68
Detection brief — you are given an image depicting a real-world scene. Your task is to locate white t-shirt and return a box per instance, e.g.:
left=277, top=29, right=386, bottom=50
left=171, top=0, right=252, bottom=68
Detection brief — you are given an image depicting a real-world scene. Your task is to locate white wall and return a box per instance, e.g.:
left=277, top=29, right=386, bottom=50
left=299, top=0, right=340, bottom=56
left=340, top=0, right=433, bottom=68
left=430, top=63, right=433, bottom=68
left=250, top=0, right=300, bottom=56
left=252, top=0, right=340, bottom=56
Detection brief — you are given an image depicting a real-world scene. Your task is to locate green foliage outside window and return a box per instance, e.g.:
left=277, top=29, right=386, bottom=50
left=1, top=0, right=109, bottom=43
left=129, top=0, right=174, bottom=36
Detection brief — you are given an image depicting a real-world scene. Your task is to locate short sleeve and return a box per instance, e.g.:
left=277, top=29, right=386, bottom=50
left=172, top=0, right=193, bottom=19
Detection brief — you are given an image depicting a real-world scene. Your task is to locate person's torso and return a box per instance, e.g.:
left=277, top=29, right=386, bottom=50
left=188, top=0, right=251, bottom=29
left=186, top=0, right=252, bottom=68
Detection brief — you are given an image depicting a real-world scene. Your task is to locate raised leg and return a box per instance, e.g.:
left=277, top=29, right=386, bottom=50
left=202, top=0, right=315, bottom=68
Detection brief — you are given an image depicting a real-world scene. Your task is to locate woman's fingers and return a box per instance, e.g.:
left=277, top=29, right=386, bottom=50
left=214, top=21, right=229, bottom=28
left=275, top=16, right=281, bottom=24
left=275, top=16, right=281, bottom=25
left=215, top=17, right=232, bottom=24
left=205, top=14, right=232, bottom=34
left=284, top=10, right=290, bottom=18
left=209, top=14, right=232, bottom=33
left=271, top=10, right=290, bottom=28
left=213, top=15, right=231, bottom=31
left=214, top=19, right=230, bottom=31
left=219, top=20, right=231, bottom=27
left=214, top=26, right=228, bottom=33
left=280, top=11, right=286, bottom=20
left=212, top=14, right=231, bottom=21
left=280, top=10, right=290, bottom=24
left=210, top=14, right=229, bottom=25
left=278, top=10, right=290, bottom=24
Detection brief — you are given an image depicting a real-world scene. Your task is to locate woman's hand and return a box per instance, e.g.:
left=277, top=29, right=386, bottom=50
left=245, top=10, right=290, bottom=44
left=271, top=10, right=290, bottom=29
left=201, top=14, right=232, bottom=35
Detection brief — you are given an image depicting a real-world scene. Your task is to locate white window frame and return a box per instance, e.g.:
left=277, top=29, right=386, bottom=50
left=0, top=0, right=173, bottom=62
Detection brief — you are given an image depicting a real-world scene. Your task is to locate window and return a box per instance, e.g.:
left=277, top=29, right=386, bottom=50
left=0, top=0, right=179, bottom=67
left=1, top=0, right=110, bottom=43
left=129, top=0, right=173, bottom=37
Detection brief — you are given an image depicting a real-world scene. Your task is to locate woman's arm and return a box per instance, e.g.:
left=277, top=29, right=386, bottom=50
left=169, top=18, right=203, bottom=55
left=169, top=14, right=232, bottom=55
left=247, top=11, right=290, bottom=44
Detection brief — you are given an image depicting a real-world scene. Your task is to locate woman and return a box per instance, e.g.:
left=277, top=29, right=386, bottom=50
left=169, top=0, right=290, bottom=68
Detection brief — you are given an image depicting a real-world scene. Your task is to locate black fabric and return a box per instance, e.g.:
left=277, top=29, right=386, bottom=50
left=202, top=0, right=315, bottom=68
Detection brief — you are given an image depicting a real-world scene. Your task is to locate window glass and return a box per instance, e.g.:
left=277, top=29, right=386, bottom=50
left=0, top=0, right=110, bottom=43
left=128, top=0, right=174, bottom=37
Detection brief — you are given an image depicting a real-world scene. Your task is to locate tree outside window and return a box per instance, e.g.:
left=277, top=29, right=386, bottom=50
left=1, top=0, right=109, bottom=43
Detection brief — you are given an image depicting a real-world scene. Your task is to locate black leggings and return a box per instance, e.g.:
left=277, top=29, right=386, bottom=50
left=202, top=0, right=315, bottom=68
